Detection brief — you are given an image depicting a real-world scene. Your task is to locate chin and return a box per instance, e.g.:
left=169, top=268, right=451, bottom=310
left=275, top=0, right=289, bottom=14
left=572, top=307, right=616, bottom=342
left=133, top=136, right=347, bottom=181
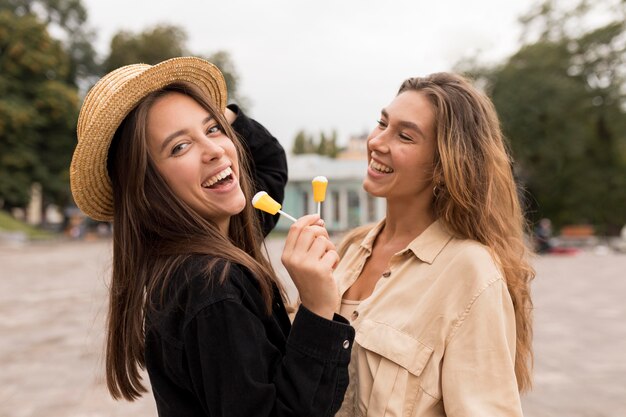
left=363, top=180, right=385, bottom=198
left=230, top=196, right=247, bottom=216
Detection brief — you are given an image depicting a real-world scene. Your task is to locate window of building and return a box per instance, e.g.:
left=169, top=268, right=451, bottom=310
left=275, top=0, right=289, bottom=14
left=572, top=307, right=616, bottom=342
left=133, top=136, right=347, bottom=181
left=332, top=190, right=340, bottom=223
left=301, top=191, right=309, bottom=216
left=348, top=190, right=360, bottom=228
left=367, top=194, right=377, bottom=222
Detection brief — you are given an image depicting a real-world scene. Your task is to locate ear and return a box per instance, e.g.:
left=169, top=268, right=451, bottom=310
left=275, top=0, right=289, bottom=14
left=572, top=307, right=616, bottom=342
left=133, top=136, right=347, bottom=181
left=431, top=170, right=444, bottom=186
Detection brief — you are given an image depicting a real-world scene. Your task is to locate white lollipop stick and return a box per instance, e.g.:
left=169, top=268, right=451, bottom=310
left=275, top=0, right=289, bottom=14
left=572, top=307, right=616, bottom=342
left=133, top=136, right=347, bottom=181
left=278, top=210, right=297, bottom=223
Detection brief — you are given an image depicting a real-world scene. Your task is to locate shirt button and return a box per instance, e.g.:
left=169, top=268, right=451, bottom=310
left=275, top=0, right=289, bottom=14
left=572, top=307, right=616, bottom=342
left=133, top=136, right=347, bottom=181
left=342, top=340, right=350, bottom=349
left=351, top=310, right=359, bottom=321
left=382, top=270, right=391, bottom=277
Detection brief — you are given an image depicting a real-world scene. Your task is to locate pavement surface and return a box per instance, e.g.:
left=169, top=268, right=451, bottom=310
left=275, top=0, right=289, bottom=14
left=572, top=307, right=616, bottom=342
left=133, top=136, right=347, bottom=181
left=1, top=237, right=625, bottom=416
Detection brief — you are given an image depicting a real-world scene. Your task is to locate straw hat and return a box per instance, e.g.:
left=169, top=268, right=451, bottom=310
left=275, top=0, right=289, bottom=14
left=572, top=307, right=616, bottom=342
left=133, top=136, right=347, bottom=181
left=70, top=56, right=227, bottom=222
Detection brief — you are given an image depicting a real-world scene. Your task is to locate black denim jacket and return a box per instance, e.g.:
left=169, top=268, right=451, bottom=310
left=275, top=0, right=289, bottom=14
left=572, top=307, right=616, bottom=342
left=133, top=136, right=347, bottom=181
left=146, top=259, right=354, bottom=417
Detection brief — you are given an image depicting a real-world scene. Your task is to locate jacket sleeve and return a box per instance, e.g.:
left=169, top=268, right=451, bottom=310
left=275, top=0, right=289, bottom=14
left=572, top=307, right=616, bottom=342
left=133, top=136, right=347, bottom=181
left=441, top=278, right=524, bottom=417
left=228, top=104, right=288, bottom=236
left=183, top=294, right=355, bottom=416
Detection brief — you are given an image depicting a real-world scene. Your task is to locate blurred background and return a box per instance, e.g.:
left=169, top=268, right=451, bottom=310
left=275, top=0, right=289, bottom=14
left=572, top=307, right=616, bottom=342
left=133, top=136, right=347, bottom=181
left=0, top=0, right=625, bottom=416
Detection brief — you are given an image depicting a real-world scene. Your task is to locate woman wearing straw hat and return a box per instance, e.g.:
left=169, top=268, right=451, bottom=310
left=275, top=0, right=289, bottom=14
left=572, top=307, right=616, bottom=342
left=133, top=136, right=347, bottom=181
left=71, top=56, right=354, bottom=417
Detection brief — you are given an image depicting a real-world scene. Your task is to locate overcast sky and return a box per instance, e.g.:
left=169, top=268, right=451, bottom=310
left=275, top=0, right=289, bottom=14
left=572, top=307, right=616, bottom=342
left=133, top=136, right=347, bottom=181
left=82, top=0, right=534, bottom=149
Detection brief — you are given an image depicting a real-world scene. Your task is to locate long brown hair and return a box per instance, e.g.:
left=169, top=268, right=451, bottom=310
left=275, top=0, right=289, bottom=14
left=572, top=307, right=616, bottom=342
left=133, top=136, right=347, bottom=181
left=399, top=73, right=535, bottom=392
left=105, top=82, right=283, bottom=400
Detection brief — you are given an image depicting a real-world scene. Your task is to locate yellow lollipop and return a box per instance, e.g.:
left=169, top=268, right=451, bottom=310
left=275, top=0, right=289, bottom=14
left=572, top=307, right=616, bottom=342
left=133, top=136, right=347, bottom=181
left=312, top=176, right=328, bottom=216
left=252, top=191, right=297, bottom=222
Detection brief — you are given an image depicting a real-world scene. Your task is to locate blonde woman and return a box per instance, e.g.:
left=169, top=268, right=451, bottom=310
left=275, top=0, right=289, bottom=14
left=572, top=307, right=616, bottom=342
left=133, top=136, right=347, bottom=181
left=335, top=73, right=534, bottom=416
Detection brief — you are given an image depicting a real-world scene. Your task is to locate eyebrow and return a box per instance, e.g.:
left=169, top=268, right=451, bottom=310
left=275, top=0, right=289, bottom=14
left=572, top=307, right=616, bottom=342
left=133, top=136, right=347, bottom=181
left=381, top=108, right=426, bottom=139
left=159, top=115, right=214, bottom=153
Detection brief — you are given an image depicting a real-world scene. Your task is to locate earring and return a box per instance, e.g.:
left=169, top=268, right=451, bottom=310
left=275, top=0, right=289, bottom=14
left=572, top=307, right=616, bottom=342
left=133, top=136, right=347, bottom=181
left=433, top=182, right=444, bottom=197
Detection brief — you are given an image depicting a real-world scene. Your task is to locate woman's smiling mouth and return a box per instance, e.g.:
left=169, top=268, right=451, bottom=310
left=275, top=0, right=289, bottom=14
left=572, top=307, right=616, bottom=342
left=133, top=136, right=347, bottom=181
left=369, top=160, right=394, bottom=173
left=202, top=166, right=234, bottom=189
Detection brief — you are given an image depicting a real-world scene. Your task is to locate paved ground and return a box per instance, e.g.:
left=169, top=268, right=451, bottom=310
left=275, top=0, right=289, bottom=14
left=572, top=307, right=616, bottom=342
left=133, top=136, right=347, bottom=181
left=1, top=237, right=624, bottom=416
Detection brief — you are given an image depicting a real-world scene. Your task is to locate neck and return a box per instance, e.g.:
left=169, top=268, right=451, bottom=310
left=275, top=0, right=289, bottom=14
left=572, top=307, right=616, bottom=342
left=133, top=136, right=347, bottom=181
left=381, top=196, right=436, bottom=245
left=218, top=218, right=230, bottom=236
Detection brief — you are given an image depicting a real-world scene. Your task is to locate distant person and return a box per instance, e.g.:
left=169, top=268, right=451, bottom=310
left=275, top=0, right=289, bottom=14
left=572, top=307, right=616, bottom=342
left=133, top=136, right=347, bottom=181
left=535, top=218, right=553, bottom=254
left=70, top=57, right=354, bottom=417
left=335, top=73, right=535, bottom=416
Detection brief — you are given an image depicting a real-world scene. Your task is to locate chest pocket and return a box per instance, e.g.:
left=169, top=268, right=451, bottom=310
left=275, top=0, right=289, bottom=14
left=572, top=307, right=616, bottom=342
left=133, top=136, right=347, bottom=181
left=355, top=319, right=434, bottom=417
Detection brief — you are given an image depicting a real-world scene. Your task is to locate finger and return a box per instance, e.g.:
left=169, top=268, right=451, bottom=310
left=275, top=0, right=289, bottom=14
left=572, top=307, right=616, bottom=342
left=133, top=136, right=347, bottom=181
left=292, top=226, right=319, bottom=256
left=306, top=225, right=330, bottom=240
left=307, top=235, right=336, bottom=260
left=311, top=232, right=335, bottom=251
left=283, top=214, right=319, bottom=255
left=320, top=249, right=340, bottom=271
left=224, top=107, right=237, bottom=124
left=332, top=252, right=340, bottom=270
left=299, top=214, right=321, bottom=224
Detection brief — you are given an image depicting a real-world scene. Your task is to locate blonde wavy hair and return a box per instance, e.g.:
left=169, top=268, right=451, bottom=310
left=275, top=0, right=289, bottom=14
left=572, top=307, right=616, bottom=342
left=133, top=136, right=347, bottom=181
left=341, top=72, right=535, bottom=392
left=406, top=73, right=535, bottom=392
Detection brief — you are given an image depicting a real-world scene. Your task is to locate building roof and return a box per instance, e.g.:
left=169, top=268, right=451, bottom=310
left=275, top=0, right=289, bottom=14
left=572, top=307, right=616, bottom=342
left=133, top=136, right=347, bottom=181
left=287, top=154, right=367, bottom=181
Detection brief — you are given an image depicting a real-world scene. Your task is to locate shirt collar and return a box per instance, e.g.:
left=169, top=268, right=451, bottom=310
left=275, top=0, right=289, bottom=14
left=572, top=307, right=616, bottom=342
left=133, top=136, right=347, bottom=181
left=405, top=220, right=453, bottom=264
left=360, top=218, right=453, bottom=265
left=359, top=218, right=387, bottom=252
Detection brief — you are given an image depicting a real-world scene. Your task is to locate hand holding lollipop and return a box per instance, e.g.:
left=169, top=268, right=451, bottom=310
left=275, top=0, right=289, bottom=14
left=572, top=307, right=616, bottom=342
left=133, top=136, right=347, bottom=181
left=252, top=191, right=297, bottom=222
left=311, top=176, right=328, bottom=217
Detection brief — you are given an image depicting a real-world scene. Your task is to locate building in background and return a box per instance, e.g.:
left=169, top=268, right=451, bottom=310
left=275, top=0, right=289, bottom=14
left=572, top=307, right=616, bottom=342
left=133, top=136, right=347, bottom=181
left=336, top=132, right=368, bottom=160
left=275, top=154, right=385, bottom=233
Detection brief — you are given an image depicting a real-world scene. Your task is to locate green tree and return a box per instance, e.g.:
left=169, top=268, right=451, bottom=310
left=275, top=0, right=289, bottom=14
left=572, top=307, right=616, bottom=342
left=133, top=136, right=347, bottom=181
left=292, top=129, right=341, bottom=157
left=205, top=50, right=244, bottom=108
left=103, top=24, right=244, bottom=105
left=0, top=10, right=79, bottom=209
left=0, top=0, right=99, bottom=84
left=317, top=130, right=340, bottom=158
left=462, top=0, right=626, bottom=233
left=317, top=133, right=329, bottom=156
left=291, top=130, right=318, bottom=155
left=103, top=25, right=187, bottom=72
left=292, top=130, right=309, bottom=154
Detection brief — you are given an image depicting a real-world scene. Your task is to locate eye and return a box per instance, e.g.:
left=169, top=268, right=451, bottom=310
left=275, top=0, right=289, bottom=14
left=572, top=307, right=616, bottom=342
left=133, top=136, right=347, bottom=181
left=376, top=119, right=387, bottom=129
left=205, top=124, right=223, bottom=136
left=171, top=142, right=190, bottom=156
left=399, top=133, right=414, bottom=142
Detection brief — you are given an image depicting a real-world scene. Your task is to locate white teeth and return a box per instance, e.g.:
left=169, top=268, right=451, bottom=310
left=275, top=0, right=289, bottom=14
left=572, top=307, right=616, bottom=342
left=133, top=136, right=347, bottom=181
left=202, top=167, right=233, bottom=188
left=370, top=160, right=394, bottom=173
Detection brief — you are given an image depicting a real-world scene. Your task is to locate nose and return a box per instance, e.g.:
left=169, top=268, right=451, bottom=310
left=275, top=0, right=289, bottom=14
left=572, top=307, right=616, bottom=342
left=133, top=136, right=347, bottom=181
left=200, top=136, right=225, bottom=163
left=367, top=129, right=390, bottom=155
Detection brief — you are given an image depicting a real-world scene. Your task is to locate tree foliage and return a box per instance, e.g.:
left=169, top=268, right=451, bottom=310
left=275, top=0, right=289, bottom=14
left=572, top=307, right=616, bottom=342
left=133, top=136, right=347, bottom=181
left=0, top=0, right=98, bottom=84
left=103, top=25, right=187, bottom=72
left=460, top=0, right=626, bottom=233
left=103, top=24, right=244, bottom=105
left=292, top=129, right=340, bottom=157
left=292, top=130, right=314, bottom=154
left=0, top=10, right=79, bottom=208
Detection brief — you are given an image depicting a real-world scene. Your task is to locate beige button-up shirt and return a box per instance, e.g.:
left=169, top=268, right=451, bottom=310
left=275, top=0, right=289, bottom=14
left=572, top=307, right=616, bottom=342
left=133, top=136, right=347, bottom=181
left=335, top=219, right=523, bottom=417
